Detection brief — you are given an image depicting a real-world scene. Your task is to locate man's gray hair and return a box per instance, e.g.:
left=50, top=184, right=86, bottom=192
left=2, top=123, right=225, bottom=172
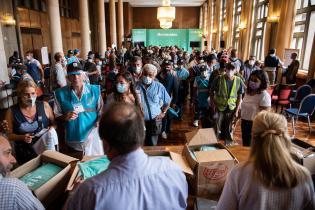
left=142, top=64, right=157, bottom=75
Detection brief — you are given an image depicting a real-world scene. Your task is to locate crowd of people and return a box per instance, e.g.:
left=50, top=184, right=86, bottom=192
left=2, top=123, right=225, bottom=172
left=1, top=44, right=313, bottom=209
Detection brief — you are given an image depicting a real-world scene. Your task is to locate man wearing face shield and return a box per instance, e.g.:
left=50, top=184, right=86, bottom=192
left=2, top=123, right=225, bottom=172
left=136, top=64, right=171, bottom=146
left=5, top=80, right=55, bottom=164
left=156, top=60, right=178, bottom=139
left=243, top=55, right=261, bottom=83
left=127, top=56, right=143, bottom=82
left=54, top=62, right=103, bottom=158
left=210, top=63, right=244, bottom=145
left=0, top=135, right=45, bottom=210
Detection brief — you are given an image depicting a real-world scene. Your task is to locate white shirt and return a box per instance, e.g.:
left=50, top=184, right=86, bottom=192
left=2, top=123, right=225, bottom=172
left=241, top=90, right=271, bottom=121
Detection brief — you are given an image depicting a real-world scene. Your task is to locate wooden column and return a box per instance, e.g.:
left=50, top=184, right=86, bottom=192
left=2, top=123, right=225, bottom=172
left=109, top=0, right=117, bottom=47
left=117, top=0, right=124, bottom=49
left=79, top=0, right=91, bottom=59
left=213, top=0, right=221, bottom=50
left=238, top=0, right=254, bottom=60
left=207, top=0, right=213, bottom=51
left=47, top=0, right=63, bottom=57
left=225, top=0, right=234, bottom=48
left=97, top=0, right=106, bottom=57
left=274, top=0, right=296, bottom=60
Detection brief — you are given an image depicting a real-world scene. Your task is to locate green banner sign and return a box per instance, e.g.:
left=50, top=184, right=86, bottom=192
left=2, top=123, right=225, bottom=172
left=132, top=29, right=202, bottom=52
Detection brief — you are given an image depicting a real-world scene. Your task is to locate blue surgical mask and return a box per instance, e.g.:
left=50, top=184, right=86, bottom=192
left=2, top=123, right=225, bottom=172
left=142, top=76, right=153, bottom=85
left=116, top=83, right=127, bottom=93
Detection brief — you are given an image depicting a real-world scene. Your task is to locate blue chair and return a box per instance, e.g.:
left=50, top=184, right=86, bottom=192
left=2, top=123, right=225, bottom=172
left=285, top=94, right=315, bottom=136
left=289, top=84, right=312, bottom=108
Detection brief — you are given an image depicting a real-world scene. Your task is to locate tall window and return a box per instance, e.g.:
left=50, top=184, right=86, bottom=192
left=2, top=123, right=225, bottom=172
left=233, top=0, right=242, bottom=49
left=291, top=0, right=315, bottom=70
left=251, top=0, right=268, bottom=61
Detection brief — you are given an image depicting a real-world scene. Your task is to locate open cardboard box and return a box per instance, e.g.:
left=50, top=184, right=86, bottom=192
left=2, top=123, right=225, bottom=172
left=11, top=150, right=78, bottom=206
left=66, top=155, right=103, bottom=191
left=170, top=128, right=238, bottom=199
left=291, top=138, right=315, bottom=175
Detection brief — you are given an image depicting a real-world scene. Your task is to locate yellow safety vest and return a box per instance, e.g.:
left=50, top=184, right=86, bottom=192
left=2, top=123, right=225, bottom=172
left=214, top=75, right=241, bottom=111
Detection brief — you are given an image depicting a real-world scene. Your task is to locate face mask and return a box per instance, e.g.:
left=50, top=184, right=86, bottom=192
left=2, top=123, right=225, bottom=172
left=249, top=60, right=255, bottom=66
left=25, top=95, right=36, bottom=106
left=88, top=59, right=93, bottom=63
left=26, top=56, right=31, bottom=61
left=135, top=66, right=142, bottom=74
left=142, top=76, right=153, bottom=85
left=249, top=81, right=260, bottom=90
left=98, top=61, right=102, bottom=66
left=226, top=70, right=235, bottom=78
left=201, top=71, right=208, bottom=78
left=116, top=83, right=128, bottom=93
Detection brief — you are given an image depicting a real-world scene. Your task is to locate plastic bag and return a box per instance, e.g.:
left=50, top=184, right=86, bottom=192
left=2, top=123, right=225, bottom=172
left=83, top=127, right=104, bottom=156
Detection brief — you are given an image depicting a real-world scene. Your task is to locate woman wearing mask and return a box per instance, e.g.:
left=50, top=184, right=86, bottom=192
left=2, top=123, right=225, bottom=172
left=241, top=70, right=271, bottom=146
left=5, top=80, right=55, bottom=164
left=105, top=71, right=142, bottom=110
left=216, top=111, right=315, bottom=210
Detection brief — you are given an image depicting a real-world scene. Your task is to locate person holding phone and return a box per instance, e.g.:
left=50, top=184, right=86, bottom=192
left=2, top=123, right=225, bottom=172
left=5, top=80, right=55, bottom=164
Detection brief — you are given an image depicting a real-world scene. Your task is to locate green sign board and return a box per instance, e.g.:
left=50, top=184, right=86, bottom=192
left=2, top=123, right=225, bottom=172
left=132, top=29, right=202, bottom=52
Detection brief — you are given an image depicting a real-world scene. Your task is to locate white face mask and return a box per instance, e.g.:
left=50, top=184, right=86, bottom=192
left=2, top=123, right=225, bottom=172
left=31, top=96, right=36, bottom=107
left=201, top=71, right=208, bottom=78
left=226, top=70, right=235, bottom=78
left=26, top=55, right=31, bottom=61
left=142, top=76, right=153, bottom=85
left=135, top=66, right=142, bottom=74
left=98, top=61, right=102, bottom=66
left=88, top=59, right=93, bottom=63
left=249, top=60, right=255, bottom=66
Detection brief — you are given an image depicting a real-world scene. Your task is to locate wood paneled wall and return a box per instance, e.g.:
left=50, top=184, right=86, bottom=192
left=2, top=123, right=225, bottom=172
left=133, top=7, right=200, bottom=29
left=17, top=7, right=81, bottom=59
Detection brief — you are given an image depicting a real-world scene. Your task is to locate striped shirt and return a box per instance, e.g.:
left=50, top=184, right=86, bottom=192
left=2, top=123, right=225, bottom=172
left=0, top=175, right=45, bottom=210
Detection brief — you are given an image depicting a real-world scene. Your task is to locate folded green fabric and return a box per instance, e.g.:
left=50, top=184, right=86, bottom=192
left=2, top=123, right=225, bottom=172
left=20, top=163, right=63, bottom=191
left=78, top=156, right=111, bottom=180
left=190, top=146, right=219, bottom=160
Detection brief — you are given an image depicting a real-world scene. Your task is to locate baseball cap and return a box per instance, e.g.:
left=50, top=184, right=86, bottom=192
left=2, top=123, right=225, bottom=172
left=67, top=62, right=83, bottom=75
left=68, top=49, right=73, bottom=55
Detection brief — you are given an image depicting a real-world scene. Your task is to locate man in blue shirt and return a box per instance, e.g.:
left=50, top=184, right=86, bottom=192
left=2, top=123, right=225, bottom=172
left=136, top=64, right=171, bottom=146
left=156, top=60, right=178, bottom=139
left=66, top=103, right=188, bottom=210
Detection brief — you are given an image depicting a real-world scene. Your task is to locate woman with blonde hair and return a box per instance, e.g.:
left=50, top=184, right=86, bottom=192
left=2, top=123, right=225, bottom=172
left=5, top=79, right=56, bottom=164
left=216, top=111, right=315, bottom=210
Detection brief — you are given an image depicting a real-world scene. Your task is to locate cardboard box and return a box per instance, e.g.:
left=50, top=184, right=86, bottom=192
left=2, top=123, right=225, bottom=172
left=11, top=151, right=78, bottom=206
left=171, top=128, right=238, bottom=199
left=66, top=155, right=103, bottom=191
left=291, top=138, right=315, bottom=175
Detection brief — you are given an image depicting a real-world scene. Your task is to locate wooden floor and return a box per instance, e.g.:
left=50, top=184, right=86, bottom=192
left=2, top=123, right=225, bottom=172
left=158, top=101, right=315, bottom=147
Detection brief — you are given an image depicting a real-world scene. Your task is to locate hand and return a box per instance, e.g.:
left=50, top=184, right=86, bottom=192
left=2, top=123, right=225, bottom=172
left=24, top=134, right=34, bottom=143
left=156, top=112, right=166, bottom=120
left=234, top=110, right=240, bottom=118
left=0, top=120, right=9, bottom=132
left=65, top=112, right=78, bottom=121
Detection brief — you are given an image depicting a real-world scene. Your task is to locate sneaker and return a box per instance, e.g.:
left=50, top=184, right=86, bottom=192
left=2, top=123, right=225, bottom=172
left=193, top=120, right=199, bottom=127
left=161, top=131, right=167, bottom=139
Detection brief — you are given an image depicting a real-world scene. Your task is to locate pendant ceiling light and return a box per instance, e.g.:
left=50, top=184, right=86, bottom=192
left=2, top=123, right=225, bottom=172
left=157, top=0, right=175, bottom=29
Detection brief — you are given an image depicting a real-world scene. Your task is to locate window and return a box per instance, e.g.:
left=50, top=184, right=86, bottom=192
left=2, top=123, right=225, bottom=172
left=251, top=0, right=268, bottom=61
left=291, top=0, right=315, bottom=70
left=233, top=0, right=242, bottom=49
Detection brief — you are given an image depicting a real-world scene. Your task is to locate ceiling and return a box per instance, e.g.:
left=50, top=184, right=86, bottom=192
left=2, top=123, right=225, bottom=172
left=105, top=0, right=206, bottom=7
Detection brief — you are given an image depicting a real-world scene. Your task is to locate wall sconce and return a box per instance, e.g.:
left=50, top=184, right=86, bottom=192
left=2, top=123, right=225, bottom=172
left=238, top=22, right=246, bottom=30
left=223, top=26, right=228, bottom=32
left=1, top=13, right=16, bottom=26
left=267, top=16, right=280, bottom=22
